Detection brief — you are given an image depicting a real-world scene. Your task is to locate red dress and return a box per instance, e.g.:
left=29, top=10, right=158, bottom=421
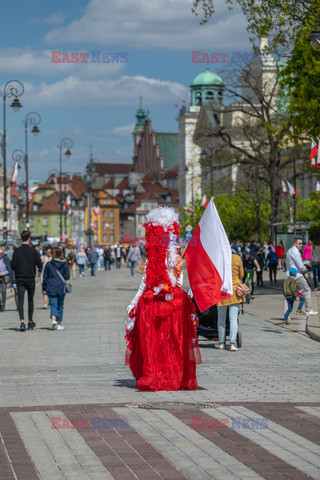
left=126, top=287, right=201, bottom=391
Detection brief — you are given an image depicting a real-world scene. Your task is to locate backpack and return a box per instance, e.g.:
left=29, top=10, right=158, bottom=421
left=269, top=251, right=278, bottom=265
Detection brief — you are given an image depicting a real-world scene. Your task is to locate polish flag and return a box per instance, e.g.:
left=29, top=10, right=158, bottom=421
left=310, top=139, right=318, bottom=167
left=317, top=139, right=320, bottom=168
left=282, top=180, right=288, bottom=195
left=184, top=207, right=194, bottom=213
left=185, top=198, right=232, bottom=312
left=287, top=181, right=297, bottom=196
left=63, top=194, right=71, bottom=208
left=11, top=162, right=19, bottom=184
left=201, top=195, right=209, bottom=208
left=93, top=205, right=100, bottom=215
left=128, top=216, right=134, bottom=221
left=26, top=186, right=38, bottom=199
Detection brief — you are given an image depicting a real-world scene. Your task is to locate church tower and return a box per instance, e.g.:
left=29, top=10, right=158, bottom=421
left=177, top=67, right=225, bottom=208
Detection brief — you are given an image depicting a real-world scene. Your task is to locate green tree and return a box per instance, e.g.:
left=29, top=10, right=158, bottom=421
left=192, top=0, right=317, bottom=50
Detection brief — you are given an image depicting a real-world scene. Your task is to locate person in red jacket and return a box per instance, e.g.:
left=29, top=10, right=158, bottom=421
left=275, top=240, right=285, bottom=270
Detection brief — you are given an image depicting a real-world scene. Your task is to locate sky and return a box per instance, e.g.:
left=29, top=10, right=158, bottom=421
left=0, top=0, right=251, bottom=184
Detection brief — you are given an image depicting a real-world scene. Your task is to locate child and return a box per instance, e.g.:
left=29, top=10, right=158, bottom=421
left=282, top=267, right=305, bottom=324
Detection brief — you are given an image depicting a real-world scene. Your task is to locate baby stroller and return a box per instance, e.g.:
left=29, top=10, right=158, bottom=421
left=194, top=300, right=242, bottom=348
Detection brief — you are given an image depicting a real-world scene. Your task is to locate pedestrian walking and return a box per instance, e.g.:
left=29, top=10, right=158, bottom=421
left=217, top=251, right=244, bottom=351
left=116, top=244, right=122, bottom=268
left=87, top=247, right=99, bottom=276
left=286, top=236, right=318, bottom=316
left=283, top=268, right=305, bottom=324
left=76, top=248, right=87, bottom=276
left=275, top=240, right=285, bottom=270
left=104, top=246, right=112, bottom=270
left=6, top=244, right=14, bottom=261
left=97, top=246, right=104, bottom=270
left=256, top=251, right=264, bottom=287
left=267, top=247, right=278, bottom=283
left=41, top=247, right=52, bottom=309
left=11, top=230, right=42, bottom=331
left=67, top=247, right=76, bottom=279
left=311, top=239, right=320, bottom=290
left=0, top=247, right=16, bottom=312
left=42, top=247, right=70, bottom=330
left=127, top=244, right=141, bottom=276
left=242, top=248, right=260, bottom=299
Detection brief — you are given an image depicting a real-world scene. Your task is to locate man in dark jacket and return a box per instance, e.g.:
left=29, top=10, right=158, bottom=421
left=87, top=248, right=99, bottom=276
left=11, top=230, right=42, bottom=331
left=0, top=247, right=16, bottom=311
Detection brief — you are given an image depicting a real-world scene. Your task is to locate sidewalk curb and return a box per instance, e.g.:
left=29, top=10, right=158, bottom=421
left=306, top=294, right=320, bottom=342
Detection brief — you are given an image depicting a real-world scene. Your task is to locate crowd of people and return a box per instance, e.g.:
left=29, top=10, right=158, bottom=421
left=229, top=238, right=320, bottom=294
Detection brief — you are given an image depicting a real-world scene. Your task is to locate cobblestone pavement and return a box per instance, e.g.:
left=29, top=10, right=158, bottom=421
left=0, top=266, right=319, bottom=479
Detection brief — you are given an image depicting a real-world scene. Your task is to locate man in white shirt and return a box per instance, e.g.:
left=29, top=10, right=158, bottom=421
left=286, top=237, right=318, bottom=316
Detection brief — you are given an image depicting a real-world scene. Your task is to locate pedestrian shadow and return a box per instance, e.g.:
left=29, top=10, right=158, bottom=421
left=3, top=327, right=20, bottom=331
left=113, top=379, right=138, bottom=389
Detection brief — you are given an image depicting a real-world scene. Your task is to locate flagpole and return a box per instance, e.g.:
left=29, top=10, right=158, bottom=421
left=293, top=156, right=296, bottom=236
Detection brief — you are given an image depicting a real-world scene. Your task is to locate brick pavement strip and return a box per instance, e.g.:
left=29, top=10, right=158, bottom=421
left=0, top=268, right=320, bottom=478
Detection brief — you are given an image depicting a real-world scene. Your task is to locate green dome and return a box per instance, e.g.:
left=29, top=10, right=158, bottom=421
left=191, top=67, right=224, bottom=87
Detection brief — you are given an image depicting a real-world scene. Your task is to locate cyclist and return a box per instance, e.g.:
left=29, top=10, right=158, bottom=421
left=242, top=247, right=261, bottom=298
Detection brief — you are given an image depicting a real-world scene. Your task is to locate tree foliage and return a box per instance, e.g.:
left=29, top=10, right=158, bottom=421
left=192, top=0, right=318, bottom=51
left=279, top=26, right=320, bottom=140
left=180, top=191, right=271, bottom=242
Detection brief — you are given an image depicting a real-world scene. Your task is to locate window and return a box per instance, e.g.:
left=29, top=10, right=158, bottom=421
left=103, top=234, right=107, bottom=242
left=110, top=222, right=114, bottom=230
left=33, top=205, right=38, bottom=212
left=103, top=210, right=107, bottom=217
left=30, top=218, right=34, bottom=227
left=43, top=217, right=48, bottom=226
left=110, top=234, right=114, bottom=243
left=94, top=221, right=98, bottom=229
left=109, top=210, right=114, bottom=218
left=103, top=222, right=109, bottom=230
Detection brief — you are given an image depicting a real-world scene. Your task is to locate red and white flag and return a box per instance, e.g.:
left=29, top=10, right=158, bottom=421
left=201, top=195, right=209, bottom=208
left=128, top=216, right=134, bottom=221
left=184, top=207, right=194, bottom=213
left=185, top=198, right=232, bottom=312
left=287, top=181, right=297, bottom=196
left=11, top=163, right=19, bottom=184
left=93, top=205, right=100, bottom=215
left=26, top=186, right=38, bottom=199
left=310, top=139, right=318, bottom=168
left=317, top=139, right=320, bottom=168
left=63, top=194, right=71, bottom=208
left=282, top=180, right=288, bottom=195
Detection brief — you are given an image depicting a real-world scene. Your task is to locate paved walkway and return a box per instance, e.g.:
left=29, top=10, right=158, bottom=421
left=0, top=266, right=319, bottom=479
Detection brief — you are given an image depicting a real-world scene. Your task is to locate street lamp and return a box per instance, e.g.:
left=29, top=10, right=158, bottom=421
left=84, top=146, right=95, bottom=246
left=21, top=112, right=41, bottom=225
left=0, top=80, right=24, bottom=244
left=58, top=138, right=73, bottom=242
left=307, top=7, right=320, bottom=50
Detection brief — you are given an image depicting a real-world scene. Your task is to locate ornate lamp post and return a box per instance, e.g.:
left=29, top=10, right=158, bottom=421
left=0, top=81, right=24, bottom=243
left=84, top=147, right=95, bottom=246
left=307, top=7, right=320, bottom=50
left=23, top=112, right=41, bottom=226
left=58, top=138, right=72, bottom=242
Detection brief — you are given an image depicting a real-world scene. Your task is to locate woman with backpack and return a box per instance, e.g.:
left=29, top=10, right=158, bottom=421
left=42, top=246, right=70, bottom=330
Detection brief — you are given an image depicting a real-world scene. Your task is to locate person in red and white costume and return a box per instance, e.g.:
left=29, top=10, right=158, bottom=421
left=125, top=207, right=202, bottom=391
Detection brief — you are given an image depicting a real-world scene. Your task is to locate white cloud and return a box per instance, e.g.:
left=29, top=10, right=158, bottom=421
left=19, top=75, right=189, bottom=107
left=44, top=0, right=249, bottom=50
left=112, top=124, right=135, bottom=136
left=0, top=48, right=124, bottom=79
